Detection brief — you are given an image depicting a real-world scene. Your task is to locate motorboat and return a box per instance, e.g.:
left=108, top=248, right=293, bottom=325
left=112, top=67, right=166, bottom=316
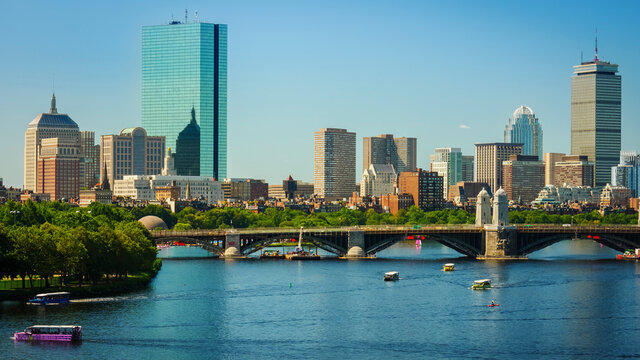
left=471, top=279, right=491, bottom=290
left=14, top=325, right=81, bottom=342
left=384, top=271, right=399, bottom=281
left=27, top=292, right=70, bottom=305
left=260, top=249, right=285, bottom=259
left=443, top=263, right=455, bottom=271
left=285, top=227, right=320, bottom=260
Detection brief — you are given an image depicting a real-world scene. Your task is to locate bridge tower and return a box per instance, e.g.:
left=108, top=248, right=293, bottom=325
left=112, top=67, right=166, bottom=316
left=479, top=187, right=519, bottom=259
left=475, top=188, right=491, bottom=226
left=492, top=188, right=509, bottom=226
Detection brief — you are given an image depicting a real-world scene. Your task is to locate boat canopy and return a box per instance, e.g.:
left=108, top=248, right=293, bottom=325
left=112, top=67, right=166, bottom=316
left=473, top=279, right=491, bottom=284
left=385, top=271, right=399, bottom=276
left=34, top=292, right=70, bottom=297
left=444, top=263, right=455, bottom=267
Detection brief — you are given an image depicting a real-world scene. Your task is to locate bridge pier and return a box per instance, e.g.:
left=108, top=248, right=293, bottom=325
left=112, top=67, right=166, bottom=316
left=477, top=225, right=526, bottom=260
left=222, top=233, right=245, bottom=259
left=344, top=230, right=372, bottom=259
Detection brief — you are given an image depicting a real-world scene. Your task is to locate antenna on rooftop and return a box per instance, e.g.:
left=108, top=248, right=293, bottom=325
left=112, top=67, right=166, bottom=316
left=594, top=27, right=599, bottom=61
left=185, top=9, right=188, bottom=24
left=195, top=11, right=198, bottom=23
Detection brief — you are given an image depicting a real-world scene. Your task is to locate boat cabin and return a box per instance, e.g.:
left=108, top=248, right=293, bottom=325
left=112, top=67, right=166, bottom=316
left=28, top=292, right=70, bottom=305
left=384, top=271, right=399, bottom=281
left=472, top=279, right=491, bottom=290
left=443, top=263, right=455, bottom=271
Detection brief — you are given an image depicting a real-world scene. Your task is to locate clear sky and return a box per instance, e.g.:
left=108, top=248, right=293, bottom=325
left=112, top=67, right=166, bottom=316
left=1, top=0, right=639, bottom=187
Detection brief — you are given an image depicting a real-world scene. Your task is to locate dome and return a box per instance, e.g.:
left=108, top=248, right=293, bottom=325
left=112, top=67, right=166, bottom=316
left=138, top=215, right=168, bottom=230
left=512, top=105, right=535, bottom=119
left=346, top=246, right=365, bottom=257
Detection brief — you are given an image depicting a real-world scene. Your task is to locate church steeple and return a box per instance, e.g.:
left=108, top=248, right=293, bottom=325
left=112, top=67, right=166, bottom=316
left=50, top=93, right=58, bottom=114
left=100, top=163, right=110, bottom=190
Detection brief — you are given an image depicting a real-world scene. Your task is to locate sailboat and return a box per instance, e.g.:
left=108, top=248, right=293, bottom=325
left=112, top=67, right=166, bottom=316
left=285, top=227, right=320, bottom=260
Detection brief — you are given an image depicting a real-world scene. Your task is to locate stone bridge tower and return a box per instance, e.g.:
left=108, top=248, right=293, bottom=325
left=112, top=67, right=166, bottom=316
left=492, top=188, right=509, bottom=226
left=475, top=188, right=491, bottom=226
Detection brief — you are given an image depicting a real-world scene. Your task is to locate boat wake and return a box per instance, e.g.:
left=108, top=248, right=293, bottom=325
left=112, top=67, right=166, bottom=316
left=70, top=295, right=148, bottom=303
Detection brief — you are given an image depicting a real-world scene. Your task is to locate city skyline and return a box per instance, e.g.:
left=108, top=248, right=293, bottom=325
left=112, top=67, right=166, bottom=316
left=2, top=1, right=640, bottom=187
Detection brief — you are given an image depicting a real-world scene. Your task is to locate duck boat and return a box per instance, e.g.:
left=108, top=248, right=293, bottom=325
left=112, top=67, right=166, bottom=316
left=443, top=263, right=455, bottom=271
left=471, top=279, right=491, bottom=290
left=384, top=271, right=399, bottom=281
left=14, top=325, right=81, bottom=342
left=27, top=292, right=70, bottom=305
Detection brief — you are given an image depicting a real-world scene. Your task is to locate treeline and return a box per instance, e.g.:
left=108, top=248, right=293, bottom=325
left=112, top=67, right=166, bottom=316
left=0, top=201, right=157, bottom=289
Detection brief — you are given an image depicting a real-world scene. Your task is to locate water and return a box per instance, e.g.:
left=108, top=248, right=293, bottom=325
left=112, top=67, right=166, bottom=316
left=3, top=240, right=640, bottom=359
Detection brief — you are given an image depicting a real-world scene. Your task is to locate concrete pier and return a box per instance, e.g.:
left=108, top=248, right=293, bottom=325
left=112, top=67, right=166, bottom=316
left=223, top=233, right=245, bottom=259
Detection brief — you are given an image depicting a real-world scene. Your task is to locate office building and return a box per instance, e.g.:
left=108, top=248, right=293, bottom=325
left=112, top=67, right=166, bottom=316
left=363, top=134, right=416, bottom=173
left=504, top=105, right=543, bottom=159
left=461, top=155, right=474, bottom=182
left=544, top=153, right=566, bottom=186
left=600, top=183, right=631, bottom=208
left=555, top=155, right=594, bottom=187
left=268, top=178, right=314, bottom=200
left=570, top=51, right=621, bottom=186
left=474, top=143, right=523, bottom=196
left=501, top=155, right=545, bottom=203
left=142, top=20, right=227, bottom=179
left=431, top=147, right=462, bottom=199
left=36, top=138, right=80, bottom=200
left=222, top=178, right=269, bottom=201
left=100, top=127, right=165, bottom=187
left=447, top=181, right=491, bottom=205
left=113, top=175, right=223, bottom=204
left=80, top=131, right=100, bottom=189
left=360, top=164, right=397, bottom=198
left=611, top=151, right=639, bottom=197
left=397, top=169, right=444, bottom=211
left=314, top=128, right=356, bottom=201
left=175, top=107, right=201, bottom=176
left=24, top=94, right=80, bottom=191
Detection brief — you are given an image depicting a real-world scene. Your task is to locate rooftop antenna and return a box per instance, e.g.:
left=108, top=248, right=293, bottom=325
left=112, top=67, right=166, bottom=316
left=195, top=11, right=198, bottom=23
left=185, top=9, right=188, bottom=24
left=594, top=28, right=599, bottom=62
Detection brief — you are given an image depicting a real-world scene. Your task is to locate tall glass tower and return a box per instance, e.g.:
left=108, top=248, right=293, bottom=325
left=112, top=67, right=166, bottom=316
left=142, top=21, right=227, bottom=180
left=504, top=105, right=543, bottom=160
left=571, top=54, right=621, bottom=187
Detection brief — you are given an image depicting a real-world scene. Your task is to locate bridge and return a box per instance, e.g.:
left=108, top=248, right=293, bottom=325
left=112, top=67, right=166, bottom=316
left=150, top=224, right=640, bottom=259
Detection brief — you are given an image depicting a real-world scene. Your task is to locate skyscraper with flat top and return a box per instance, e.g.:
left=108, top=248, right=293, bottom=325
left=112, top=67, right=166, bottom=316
left=142, top=20, right=227, bottom=180
left=363, top=134, right=416, bottom=173
left=315, top=128, right=356, bottom=201
left=571, top=50, right=621, bottom=186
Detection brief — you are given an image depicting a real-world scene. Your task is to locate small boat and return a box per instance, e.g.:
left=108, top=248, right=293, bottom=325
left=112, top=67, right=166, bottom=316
left=285, top=227, right=320, bottom=260
left=488, top=303, right=500, bottom=307
left=616, top=249, right=640, bottom=260
left=384, top=271, right=399, bottom=281
left=27, top=292, right=70, bottom=305
left=443, top=263, right=455, bottom=271
left=260, top=249, right=285, bottom=259
left=14, top=325, right=82, bottom=342
left=471, top=279, right=491, bottom=290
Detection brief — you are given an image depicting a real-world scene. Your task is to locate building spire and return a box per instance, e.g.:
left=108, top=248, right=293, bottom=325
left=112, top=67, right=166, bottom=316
left=50, top=93, right=58, bottom=114
left=594, top=28, right=599, bottom=62
left=191, top=106, right=197, bottom=124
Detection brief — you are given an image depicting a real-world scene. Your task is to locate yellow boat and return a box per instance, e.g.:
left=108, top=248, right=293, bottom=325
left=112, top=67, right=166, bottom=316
left=443, top=263, right=455, bottom=271
left=471, top=279, right=491, bottom=290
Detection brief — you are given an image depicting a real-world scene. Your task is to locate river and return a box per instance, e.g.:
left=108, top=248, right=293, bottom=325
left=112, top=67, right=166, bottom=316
left=2, top=240, right=640, bottom=359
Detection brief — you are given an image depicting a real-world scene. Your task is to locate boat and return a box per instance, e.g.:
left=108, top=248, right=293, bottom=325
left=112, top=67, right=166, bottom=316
left=383, top=271, right=399, bottom=281
left=285, top=227, right=320, bottom=260
left=14, top=325, right=82, bottom=342
left=27, top=292, right=70, bottom=305
left=443, top=263, right=455, bottom=271
left=488, top=303, right=500, bottom=307
left=616, top=249, right=640, bottom=260
left=471, top=279, right=491, bottom=290
left=260, top=249, right=285, bottom=259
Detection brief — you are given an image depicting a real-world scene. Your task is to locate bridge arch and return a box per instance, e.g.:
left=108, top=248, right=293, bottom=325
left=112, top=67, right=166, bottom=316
left=518, top=234, right=629, bottom=256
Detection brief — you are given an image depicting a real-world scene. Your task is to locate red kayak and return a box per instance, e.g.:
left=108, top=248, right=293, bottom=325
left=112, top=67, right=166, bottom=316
left=488, top=304, right=500, bottom=307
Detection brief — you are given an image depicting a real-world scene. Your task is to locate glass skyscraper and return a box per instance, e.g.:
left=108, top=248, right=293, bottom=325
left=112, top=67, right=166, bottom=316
left=142, top=21, right=227, bottom=180
left=504, top=105, right=543, bottom=160
left=571, top=57, right=621, bottom=187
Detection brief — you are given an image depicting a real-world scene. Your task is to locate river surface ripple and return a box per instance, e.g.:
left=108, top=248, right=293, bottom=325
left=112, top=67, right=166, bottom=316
left=2, top=240, right=640, bottom=359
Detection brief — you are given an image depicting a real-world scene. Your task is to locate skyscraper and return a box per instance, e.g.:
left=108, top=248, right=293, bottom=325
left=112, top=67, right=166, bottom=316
left=504, top=105, right=543, bottom=159
left=142, top=20, right=227, bottom=180
left=80, top=131, right=100, bottom=189
left=430, top=147, right=462, bottom=199
left=315, top=128, right=356, bottom=201
left=571, top=48, right=621, bottom=186
left=461, top=155, right=474, bottom=182
left=363, top=134, right=416, bottom=173
left=475, top=142, right=523, bottom=194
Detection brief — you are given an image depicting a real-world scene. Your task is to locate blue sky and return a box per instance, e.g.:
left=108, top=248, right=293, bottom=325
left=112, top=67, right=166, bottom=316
left=1, top=0, right=639, bottom=187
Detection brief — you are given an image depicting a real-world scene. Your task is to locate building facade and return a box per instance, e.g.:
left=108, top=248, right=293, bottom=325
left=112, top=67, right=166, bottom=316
left=447, top=181, right=491, bottom=205
left=142, top=20, right=227, bottom=179
left=113, top=175, right=223, bottom=204
left=611, top=151, right=639, bottom=197
left=24, top=94, right=80, bottom=191
left=360, top=164, right=397, bottom=198
left=504, top=105, right=543, bottom=159
left=314, top=128, right=356, bottom=201
left=363, top=134, right=416, bottom=173
left=36, top=138, right=80, bottom=201
left=431, top=147, right=462, bottom=200
left=555, top=155, right=594, bottom=187
left=80, top=131, right=100, bottom=189
left=222, top=178, right=268, bottom=201
left=544, top=152, right=565, bottom=186
left=474, top=143, right=523, bottom=196
left=570, top=56, right=621, bottom=186
left=501, top=155, right=545, bottom=203
left=397, top=169, right=444, bottom=211
left=461, top=155, right=474, bottom=182
left=268, top=180, right=314, bottom=200
left=100, top=127, right=165, bottom=187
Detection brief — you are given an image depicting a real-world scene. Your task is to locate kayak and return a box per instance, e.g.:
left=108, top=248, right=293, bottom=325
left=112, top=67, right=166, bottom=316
left=488, top=304, right=500, bottom=307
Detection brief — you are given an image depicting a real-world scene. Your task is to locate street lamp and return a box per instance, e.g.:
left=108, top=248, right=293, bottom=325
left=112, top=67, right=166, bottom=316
left=9, top=210, right=20, bottom=225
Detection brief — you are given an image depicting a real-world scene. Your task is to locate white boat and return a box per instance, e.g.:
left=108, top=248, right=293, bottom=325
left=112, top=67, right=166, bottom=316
left=383, top=271, right=399, bottom=281
left=472, top=279, right=492, bottom=290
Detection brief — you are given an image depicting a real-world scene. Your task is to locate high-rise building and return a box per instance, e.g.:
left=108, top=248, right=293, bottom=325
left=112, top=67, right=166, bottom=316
left=221, top=178, right=268, bottom=201
left=36, top=138, right=80, bottom=200
left=24, top=94, right=79, bottom=191
left=474, top=143, right=523, bottom=195
left=314, top=128, right=356, bottom=201
left=431, top=147, right=462, bottom=199
left=360, top=164, right=397, bottom=198
left=397, top=169, right=444, bottom=211
left=501, top=155, right=545, bottom=203
left=461, top=155, right=474, bottom=182
left=570, top=50, right=621, bottom=186
left=100, top=127, right=165, bottom=187
left=80, top=131, right=100, bottom=189
left=611, top=151, right=639, bottom=197
left=555, top=155, right=594, bottom=187
left=363, top=134, right=416, bottom=173
left=544, top=153, right=566, bottom=186
left=504, top=106, right=543, bottom=159
left=142, top=20, right=227, bottom=179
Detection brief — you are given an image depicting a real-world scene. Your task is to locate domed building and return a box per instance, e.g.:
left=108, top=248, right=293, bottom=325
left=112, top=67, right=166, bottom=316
left=138, top=215, right=168, bottom=230
left=504, top=105, right=543, bottom=160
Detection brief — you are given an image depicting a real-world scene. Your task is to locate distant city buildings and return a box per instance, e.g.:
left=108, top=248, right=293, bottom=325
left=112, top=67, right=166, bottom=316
left=504, top=105, right=543, bottom=159
left=600, top=183, right=631, bottom=208
left=36, top=138, right=80, bottom=200
left=268, top=176, right=314, bottom=200
left=222, top=178, right=268, bottom=201
left=360, top=164, right=397, bottom=198
left=100, top=127, right=165, bottom=187
left=80, top=131, right=100, bottom=189
left=397, top=169, right=444, bottom=211
left=113, top=175, right=223, bottom=204
left=544, top=152, right=565, bottom=186
left=461, top=155, right=474, bottom=182
left=501, top=155, right=544, bottom=203
left=554, top=155, right=594, bottom=187
left=314, top=128, right=356, bottom=201
left=24, top=94, right=80, bottom=192
left=474, top=142, right=523, bottom=195
left=570, top=54, right=621, bottom=186
left=363, top=134, right=416, bottom=173
left=532, top=185, right=599, bottom=205
left=611, top=151, right=639, bottom=197
left=447, top=181, right=490, bottom=206
left=430, top=147, right=462, bottom=199
left=142, top=20, right=227, bottom=180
